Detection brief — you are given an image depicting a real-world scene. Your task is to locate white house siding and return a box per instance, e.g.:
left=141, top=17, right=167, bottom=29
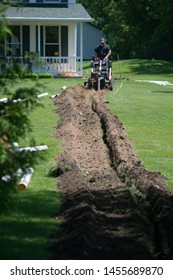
left=77, top=23, right=104, bottom=60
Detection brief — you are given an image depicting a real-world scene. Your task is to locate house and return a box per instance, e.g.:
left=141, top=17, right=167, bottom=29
left=0, top=0, right=93, bottom=76
left=77, top=23, right=105, bottom=60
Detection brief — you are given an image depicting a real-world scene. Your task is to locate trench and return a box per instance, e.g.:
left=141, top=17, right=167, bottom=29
left=51, top=85, right=173, bottom=260
left=92, top=94, right=173, bottom=259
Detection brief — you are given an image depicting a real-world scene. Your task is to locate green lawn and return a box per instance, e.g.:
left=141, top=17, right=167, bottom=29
left=0, top=59, right=173, bottom=259
left=105, top=59, right=173, bottom=189
left=0, top=78, right=83, bottom=259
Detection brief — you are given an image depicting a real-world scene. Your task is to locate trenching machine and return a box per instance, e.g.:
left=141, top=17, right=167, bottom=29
left=84, top=58, right=114, bottom=91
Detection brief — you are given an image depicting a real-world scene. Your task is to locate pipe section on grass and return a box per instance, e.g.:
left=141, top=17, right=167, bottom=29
left=0, top=92, right=48, bottom=104
left=16, top=145, right=48, bottom=152
left=2, top=169, right=23, bottom=182
left=18, top=167, right=34, bottom=190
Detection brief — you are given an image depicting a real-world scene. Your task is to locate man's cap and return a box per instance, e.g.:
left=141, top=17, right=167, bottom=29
left=100, top=38, right=105, bottom=42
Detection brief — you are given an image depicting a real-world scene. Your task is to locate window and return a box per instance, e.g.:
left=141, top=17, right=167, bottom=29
left=43, top=0, right=61, bottom=3
left=6, top=26, right=21, bottom=56
left=8, top=0, right=68, bottom=3
left=7, top=1, right=29, bottom=2
left=45, top=26, right=59, bottom=56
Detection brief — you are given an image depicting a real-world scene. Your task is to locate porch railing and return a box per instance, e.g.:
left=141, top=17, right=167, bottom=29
left=1, top=56, right=82, bottom=77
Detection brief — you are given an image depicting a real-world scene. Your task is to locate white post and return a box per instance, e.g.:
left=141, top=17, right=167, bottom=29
left=74, top=22, right=77, bottom=73
left=20, top=25, right=22, bottom=56
left=37, top=24, right=41, bottom=56
left=80, top=22, right=83, bottom=76
left=30, top=24, right=36, bottom=52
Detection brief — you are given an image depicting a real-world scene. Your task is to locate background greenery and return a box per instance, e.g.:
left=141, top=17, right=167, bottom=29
left=0, top=59, right=173, bottom=259
left=78, top=0, right=173, bottom=61
left=1, top=0, right=173, bottom=261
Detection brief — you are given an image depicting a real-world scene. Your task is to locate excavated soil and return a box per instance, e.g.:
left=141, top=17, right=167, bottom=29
left=51, top=85, right=173, bottom=260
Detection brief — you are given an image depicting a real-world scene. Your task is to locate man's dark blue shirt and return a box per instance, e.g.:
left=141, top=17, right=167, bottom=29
left=95, top=44, right=111, bottom=59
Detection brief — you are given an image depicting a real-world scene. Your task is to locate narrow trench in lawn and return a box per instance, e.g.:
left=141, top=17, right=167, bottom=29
left=50, top=85, right=173, bottom=260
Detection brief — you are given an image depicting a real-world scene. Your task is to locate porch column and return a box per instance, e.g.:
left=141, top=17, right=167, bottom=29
left=74, top=22, right=77, bottom=73
left=80, top=22, right=83, bottom=76
left=30, top=24, right=35, bottom=52
left=37, top=24, right=41, bottom=56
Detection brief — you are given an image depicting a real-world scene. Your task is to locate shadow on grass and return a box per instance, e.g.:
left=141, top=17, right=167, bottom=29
left=83, top=62, right=91, bottom=70
left=152, top=90, right=173, bottom=94
left=0, top=189, right=61, bottom=260
left=128, top=59, right=173, bottom=76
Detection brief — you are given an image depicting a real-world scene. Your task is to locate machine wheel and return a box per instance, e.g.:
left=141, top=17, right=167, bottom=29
left=88, top=82, right=92, bottom=89
left=87, top=79, right=93, bottom=89
left=94, top=81, right=98, bottom=91
left=100, top=79, right=105, bottom=90
left=109, top=77, right=115, bottom=90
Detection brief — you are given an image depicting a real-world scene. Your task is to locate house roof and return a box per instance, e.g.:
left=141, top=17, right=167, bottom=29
left=4, top=4, right=93, bottom=23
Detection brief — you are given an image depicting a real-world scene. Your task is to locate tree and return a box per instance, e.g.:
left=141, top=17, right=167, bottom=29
left=149, top=0, right=173, bottom=60
left=78, top=0, right=173, bottom=61
left=0, top=2, right=43, bottom=211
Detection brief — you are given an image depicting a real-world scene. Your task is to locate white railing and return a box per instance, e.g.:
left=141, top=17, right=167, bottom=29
left=39, top=56, right=82, bottom=76
left=2, top=56, right=82, bottom=77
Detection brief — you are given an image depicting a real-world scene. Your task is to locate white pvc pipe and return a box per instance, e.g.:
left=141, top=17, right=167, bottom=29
left=50, top=94, right=60, bottom=98
left=2, top=169, right=23, bottom=182
left=13, top=98, right=28, bottom=103
left=37, top=93, right=49, bottom=98
left=18, top=167, right=34, bottom=190
left=0, top=97, right=8, bottom=103
left=16, top=145, right=48, bottom=152
left=0, top=93, right=48, bottom=104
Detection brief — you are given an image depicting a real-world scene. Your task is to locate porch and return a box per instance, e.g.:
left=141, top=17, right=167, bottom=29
left=5, top=55, right=83, bottom=77
left=1, top=3, right=93, bottom=77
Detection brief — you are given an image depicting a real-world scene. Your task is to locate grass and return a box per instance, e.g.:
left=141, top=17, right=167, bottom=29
left=105, top=59, right=173, bottom=189
left=0, top=78, right=84, bottom=260
left=0, top=58, right=173, bottom=259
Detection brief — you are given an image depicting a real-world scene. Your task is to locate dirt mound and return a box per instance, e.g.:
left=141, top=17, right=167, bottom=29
left=51, top=85, right=173, bottom=260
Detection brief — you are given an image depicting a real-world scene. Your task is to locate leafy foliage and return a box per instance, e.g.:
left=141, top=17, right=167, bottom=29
left=78, top=0, right=173, bottom=60
left=0, top=3, right=43, bottom=211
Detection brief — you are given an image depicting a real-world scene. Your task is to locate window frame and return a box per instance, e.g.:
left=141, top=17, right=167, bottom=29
left=44, top=26, right=60, bottom=56
left=5, top=25, right=22, bottom=57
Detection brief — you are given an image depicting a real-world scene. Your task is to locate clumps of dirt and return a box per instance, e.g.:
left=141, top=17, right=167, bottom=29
left=51, top=85, right=173, bottom=260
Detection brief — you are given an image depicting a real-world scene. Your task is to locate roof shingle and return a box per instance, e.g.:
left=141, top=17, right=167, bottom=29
left=4, top=4, right=93, bottom=22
